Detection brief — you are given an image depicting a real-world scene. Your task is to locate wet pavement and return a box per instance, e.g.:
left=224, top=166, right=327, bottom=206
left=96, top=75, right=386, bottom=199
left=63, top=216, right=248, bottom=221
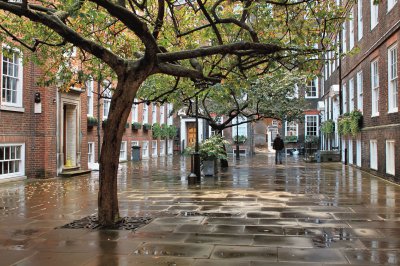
left=0, top=154, right=400, bottom=265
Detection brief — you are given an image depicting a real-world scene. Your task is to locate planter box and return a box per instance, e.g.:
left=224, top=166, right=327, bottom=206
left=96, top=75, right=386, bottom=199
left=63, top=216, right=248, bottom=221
left=316, top=150, right=341, bottom=162
left=203, top=160, right=217, bottom=176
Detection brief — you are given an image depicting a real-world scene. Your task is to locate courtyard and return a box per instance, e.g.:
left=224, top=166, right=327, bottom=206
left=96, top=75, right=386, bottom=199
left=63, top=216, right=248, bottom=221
left=0, top=154, right=399, bottom=265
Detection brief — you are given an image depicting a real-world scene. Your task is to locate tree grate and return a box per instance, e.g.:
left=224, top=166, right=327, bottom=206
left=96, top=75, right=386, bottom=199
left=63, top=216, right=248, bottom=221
left=57, top=215, right=152, bottom=230
left=180, top=211, right=241, bottom=217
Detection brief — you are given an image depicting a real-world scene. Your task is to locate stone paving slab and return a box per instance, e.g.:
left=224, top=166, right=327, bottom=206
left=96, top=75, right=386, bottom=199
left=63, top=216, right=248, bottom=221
left=1, top=155, right=400, bottom=265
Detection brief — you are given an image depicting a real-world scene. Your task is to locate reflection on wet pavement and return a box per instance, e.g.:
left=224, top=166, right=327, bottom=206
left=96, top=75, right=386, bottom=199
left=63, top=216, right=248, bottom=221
left=0, top=154, right=400, bottom=265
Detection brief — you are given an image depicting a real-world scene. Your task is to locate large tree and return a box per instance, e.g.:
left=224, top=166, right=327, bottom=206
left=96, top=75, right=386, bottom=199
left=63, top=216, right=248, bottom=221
left=0, top=0, right=345, bottom=226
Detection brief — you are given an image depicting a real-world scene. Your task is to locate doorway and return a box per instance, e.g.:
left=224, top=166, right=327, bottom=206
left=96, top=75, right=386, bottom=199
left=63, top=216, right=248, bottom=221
left=187, top=122, right=196, bottom=147
left=63, top=104, right=77, bottom=167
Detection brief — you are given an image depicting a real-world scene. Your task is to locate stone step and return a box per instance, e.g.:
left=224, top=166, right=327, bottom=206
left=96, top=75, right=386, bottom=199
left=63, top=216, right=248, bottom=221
left=62, top=166, right=80, bottom=172
left=60, top=169, right=91, bottom=178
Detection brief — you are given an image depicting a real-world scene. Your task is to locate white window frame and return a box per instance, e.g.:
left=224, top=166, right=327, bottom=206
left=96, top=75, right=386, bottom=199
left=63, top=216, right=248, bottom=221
left=167, top=103, right=174, bottom=125
left=305, top=78, right=318, bottom=98
left=88, top=142, right=95, bottom=164
left=119, top=141, right=127, bottom=161
left=160, top=104, right=165, bottom=125
left=142, top=103, right=149, bottom=124
left=356, top=138, right=362, bottom=167
left=370, top=0, right=378, bottom=30
left=388, top=44, right=398, bottom=113
left=349, top=8, right=355, bottom=50
left=142, top=141, right=149, bottom=158
left=324, top=53, right=329, bottom=79
left=152, top=103, right=157, bottom=124
left=357, top=71, right=363, bottom=113
left=388, top=0, right=398, bottom=12
left=1, top=46, right=23, bottom=108
left=371, top=59, right=379, bottom=117
left=342, top=22, right=347, bottom=54
left=285, top=121, right=298, bottom=137
left=357, top=0, right=363, bottom=41
left=151, top=140, right=158, bottom=157
left=349, top=78, right=355, bottom=112
left=132, top=99, right=139, bottom=123
left=343, top=83, right=347, bottom=114
left=102, top=81, right=112, bottom=120
left=305, top=115, right=319, bottom=137
left=167, top=139, right=173, bottom=155
left=386, top=140, right=395, bottom=175
left=159, top=140, right=165, bottom=156
left=86, top=78, right=94, bottom=117
left=370, top=139, right=378, bottom=170
left=0, top=143, right=25, bottom=179
left=232, top=116, right=248, bottom=138
left=348, top=139, right=353, bottom=165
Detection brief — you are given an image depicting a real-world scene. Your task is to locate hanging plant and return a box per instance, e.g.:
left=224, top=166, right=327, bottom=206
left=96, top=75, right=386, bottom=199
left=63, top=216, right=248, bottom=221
left=350, top=110, right=363, bottom=136
left=132, top=122, right=142, bottom=130
left=143, top=123, right=152, bottom=131
left=87, top=116, right=98, bottom=127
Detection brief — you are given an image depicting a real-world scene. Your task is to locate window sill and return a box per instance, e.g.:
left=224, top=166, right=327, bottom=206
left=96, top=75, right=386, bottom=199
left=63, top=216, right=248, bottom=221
left=0, top=105, right=25, bottom=113
left=0, top=175, right=27, bottom=184
left=371, top=113, right=380, bottom=117
left=388, top=109, right=398, bottom=114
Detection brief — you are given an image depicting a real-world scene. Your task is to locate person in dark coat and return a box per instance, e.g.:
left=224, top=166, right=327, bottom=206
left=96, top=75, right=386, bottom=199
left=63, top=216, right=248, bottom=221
left=273, top=133, right=285, bottom=164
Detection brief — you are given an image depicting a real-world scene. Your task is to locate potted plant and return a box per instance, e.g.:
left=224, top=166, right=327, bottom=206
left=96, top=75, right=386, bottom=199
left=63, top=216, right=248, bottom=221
left=143, top=123, right=151, bottom=131
left=132, top=122, right=142, bottom=130
left=87, top=116, right=98, bottom=127
left=199, top=135, right=229, bottom=176
left=160, top=124, right=169, bottom=139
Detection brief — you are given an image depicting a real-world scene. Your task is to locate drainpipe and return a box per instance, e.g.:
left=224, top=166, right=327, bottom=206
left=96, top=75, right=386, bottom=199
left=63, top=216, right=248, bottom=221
left=338, top=13, right=345, bottom=164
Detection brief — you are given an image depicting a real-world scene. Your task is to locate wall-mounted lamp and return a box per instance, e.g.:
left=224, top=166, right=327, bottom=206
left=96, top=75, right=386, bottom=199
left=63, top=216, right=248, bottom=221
left=34, top=92, right=42, bottom=114
left=34, top=92, right=41, bottom=103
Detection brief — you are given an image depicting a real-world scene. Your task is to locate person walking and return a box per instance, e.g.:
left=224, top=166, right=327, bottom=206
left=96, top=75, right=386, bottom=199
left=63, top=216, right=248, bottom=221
left=273, top=133, right=285, bottom=164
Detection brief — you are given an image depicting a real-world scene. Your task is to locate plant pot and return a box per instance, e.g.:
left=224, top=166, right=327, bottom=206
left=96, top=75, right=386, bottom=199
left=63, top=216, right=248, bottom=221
left=203, top=159, right=217, bottom=176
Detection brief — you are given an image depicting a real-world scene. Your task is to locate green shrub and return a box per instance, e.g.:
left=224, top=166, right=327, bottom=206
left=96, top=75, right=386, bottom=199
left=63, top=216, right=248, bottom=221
left=233, top=135, right=247, bottom=144
left=321, top=119, right=335, bottom=135
left=284, top=135, right=298, bottom=143
left=152, top=123, right=162, bottom=138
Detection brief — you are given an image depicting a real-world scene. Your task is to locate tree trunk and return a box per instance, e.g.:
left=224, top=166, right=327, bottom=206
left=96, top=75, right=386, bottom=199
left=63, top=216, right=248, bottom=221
left=218, top=130, right=229, bottom=168
left=97, top=72, right=146, bottom=227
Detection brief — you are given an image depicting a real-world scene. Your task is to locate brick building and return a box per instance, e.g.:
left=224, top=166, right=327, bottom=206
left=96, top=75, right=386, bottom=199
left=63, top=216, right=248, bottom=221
left=0, top=48, right=175, bottom=183
left=321, top=0, right=399, bottom=182
left=281, top=81, right=321, bottom=156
